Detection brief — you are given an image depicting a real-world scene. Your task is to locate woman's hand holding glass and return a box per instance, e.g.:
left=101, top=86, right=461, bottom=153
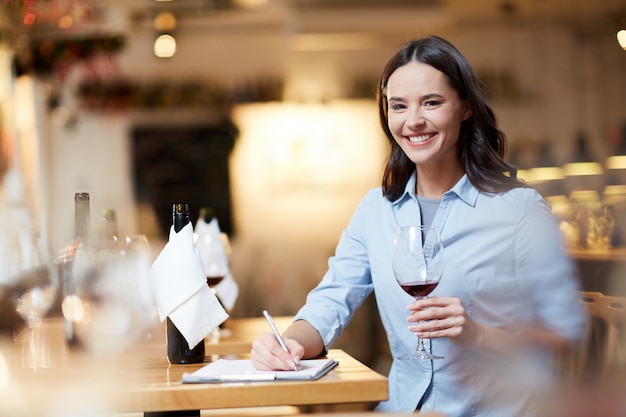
left=407, top=296, right=473, bottom=344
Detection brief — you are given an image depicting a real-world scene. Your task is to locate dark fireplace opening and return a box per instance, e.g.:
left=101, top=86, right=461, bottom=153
left=131, top=120, right=238, bottom=238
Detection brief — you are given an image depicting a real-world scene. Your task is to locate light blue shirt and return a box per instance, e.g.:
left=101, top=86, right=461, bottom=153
left=294, top=173, right=586, bottom=417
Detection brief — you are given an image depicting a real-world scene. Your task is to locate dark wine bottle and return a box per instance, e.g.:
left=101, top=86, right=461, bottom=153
left=166, top=203, right=206, bottom=364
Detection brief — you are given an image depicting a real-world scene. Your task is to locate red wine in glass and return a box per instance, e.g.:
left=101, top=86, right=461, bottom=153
left=206, top=276, right=224, bottom=288
left=400, top=281, right=439, bottom=298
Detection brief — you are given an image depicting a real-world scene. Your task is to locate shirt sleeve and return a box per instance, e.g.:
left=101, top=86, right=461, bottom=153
left=293, top=194, right=375, bottom=349
left=514, top=189, right=587, bottom=342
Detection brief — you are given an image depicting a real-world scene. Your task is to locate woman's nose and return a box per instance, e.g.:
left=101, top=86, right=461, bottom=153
left=407, top=109, right=425, bottom=128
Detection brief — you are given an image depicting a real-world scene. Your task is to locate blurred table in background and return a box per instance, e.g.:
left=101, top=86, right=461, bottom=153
left=568, top=248, right=626, bottom=262
left=569, top=248, right=626, bottom=295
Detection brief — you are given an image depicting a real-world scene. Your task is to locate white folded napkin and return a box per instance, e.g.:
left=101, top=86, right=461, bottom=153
left=150, top=223, right=228, bottom=348
left=194, top=217, right=239, bottom=311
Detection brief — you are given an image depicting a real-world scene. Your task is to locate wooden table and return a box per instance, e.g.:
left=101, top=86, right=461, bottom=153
left=122, top=348, right=387, bottom=415
left=1, top=317, right=388, bottom=417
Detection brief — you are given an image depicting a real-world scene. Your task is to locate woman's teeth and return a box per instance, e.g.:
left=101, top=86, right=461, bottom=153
left=408, top=134, right=432, bottom=143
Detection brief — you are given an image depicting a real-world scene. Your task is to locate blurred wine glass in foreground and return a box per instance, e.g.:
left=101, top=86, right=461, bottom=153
left=11, top=257, right=60, bottom=329
left=11, top=258, right=61, bottom=369
left=69, top=233, right=155, bottom=356
left=123, top=234, right=157, bottom=327
left=2, top=225, right=61, bottom=368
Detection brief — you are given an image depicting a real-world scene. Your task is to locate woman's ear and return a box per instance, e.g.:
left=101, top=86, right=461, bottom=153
left=462, top=100, right=472, bottom=121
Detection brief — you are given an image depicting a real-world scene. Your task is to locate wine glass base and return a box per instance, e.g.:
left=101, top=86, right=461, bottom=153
left=401, top=351, right=444, bottom=360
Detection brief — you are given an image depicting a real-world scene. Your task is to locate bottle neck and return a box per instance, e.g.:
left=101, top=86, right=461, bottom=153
left=101, top=210, right=118, bottom=240
left=74, top=199, right=91, bottom=239
left=199, top=207, right=215, bottom=224
left=173, top=203, right=190, bottom=233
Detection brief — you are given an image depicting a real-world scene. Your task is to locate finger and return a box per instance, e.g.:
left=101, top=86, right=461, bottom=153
left=418, top=296, right=455, bottom=308
left=407, top=305, right=446, bottom=323
left=412, top=315, right=465, bottom=339
left=284, top=339, right=305, bottom=363
left=251, top=332, right=293, bottom=370
left=410, top=322, right=448, bottom=339
left=251, top=333, right=276, bottom=370
left=251, top=333, right=302, bottom=371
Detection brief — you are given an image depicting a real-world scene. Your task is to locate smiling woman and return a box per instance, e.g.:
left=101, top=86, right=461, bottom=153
left=249, top=35, right=587, bottom=417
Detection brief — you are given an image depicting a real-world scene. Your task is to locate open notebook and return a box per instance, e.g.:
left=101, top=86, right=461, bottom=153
left=182, top=358, right=338, bottom=383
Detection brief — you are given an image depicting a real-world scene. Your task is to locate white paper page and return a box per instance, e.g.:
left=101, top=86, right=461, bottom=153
left=182, top=358, right=338, bottom=383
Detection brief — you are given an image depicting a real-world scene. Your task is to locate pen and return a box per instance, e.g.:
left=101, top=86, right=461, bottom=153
left=262, top=310, right=299, bottom=371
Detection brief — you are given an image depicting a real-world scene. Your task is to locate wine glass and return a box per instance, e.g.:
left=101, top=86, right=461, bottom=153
left=70, top=233, right=155, bottom=355
left=392, top=225, right=444, bottom=360
left=11, top=258, right=60, bottom=328
left=123, top=234, right=158, bottom=336
left=6, top=228, right=60, bottom=369
left=2, top=224, right=58, bottom=327
left=195, top=226, right=230, bottom=342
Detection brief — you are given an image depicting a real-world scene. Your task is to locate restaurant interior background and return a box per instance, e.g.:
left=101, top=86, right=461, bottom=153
left=1, top=0, right=626, bottom=373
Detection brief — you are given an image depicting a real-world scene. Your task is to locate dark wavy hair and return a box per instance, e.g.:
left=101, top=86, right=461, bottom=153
left=377, top=35, right=525, bottom=201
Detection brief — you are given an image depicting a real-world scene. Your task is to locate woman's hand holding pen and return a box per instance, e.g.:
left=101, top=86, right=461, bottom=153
left=251, top=332, right=304, bottom=371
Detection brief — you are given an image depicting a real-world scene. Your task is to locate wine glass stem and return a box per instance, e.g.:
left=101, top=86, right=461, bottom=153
left=419, top=338, right=427, bottom=353
left=208, top=285, right=221, bottom=342
left=416, top=296, right=427, bottom=354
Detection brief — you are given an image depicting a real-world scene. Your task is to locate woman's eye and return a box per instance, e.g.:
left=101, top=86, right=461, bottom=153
left=390, top=104, right=406, bottom=110
left=424, top=100, right=441, bottom=107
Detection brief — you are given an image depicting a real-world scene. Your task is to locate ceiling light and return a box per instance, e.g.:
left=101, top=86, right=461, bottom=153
left=154, top=12, right=176, bottom=32
left=617, top=29, right=626, bottom=50
left=154, top=34, right=177, bottom=58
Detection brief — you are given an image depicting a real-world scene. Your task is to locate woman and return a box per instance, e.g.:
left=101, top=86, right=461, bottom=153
left=251, top=35, right=586, bottom=417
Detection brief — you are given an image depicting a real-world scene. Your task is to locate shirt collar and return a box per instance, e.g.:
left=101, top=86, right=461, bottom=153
left=392, top=171, right=479, bottom=207
left=447, top=174, right=479, bottom=207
